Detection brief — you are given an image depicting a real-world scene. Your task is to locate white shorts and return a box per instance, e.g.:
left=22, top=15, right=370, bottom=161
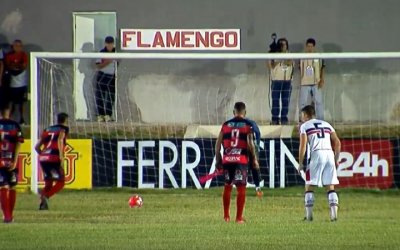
left=305, top=150, right=339, bottom=186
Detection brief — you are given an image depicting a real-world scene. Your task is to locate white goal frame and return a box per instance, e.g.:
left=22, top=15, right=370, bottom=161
left=30, top=51, right=400, bottom=193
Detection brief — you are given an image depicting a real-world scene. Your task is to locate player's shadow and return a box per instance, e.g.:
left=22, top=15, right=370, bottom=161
left=78, top=42, right=97, bottom=121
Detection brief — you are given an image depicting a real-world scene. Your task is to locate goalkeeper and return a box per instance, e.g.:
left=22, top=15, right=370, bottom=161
left=245, top=118, right=263, bottom=198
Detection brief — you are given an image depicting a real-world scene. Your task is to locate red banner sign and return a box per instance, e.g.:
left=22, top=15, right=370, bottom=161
left=337, top=139, right=393, bottom=189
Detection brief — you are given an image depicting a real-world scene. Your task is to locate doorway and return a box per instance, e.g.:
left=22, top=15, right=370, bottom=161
left=73, top=12, right=117, bottom=120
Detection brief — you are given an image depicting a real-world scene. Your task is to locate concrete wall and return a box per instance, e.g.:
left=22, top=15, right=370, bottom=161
left=1, top=0, right=400, bottom=124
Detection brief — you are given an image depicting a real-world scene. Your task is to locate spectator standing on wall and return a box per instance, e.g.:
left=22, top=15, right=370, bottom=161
left=95, top=36, right=117, bottom=122
left=299, top=38, right=325, bottom=120
left=5, top=40, right=28, bottom=125
left=267, top=38, right=294, bottom=125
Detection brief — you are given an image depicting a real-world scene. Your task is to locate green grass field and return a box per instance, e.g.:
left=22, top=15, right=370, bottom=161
left=1, top=188, right=399, bottom=250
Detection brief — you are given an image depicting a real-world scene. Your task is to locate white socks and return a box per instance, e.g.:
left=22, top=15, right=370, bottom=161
left=304, top=191, right=314, bottom=221
left=328, top=190, right=339, bottom=221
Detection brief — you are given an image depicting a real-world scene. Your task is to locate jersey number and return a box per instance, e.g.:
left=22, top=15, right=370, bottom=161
left=313, top=123, right=325, bottom=139
left=46, top=132, right=56, bottom=148
left=0, top=131, right=10, bottom=151
left=231, top=129, right=240, bottom=147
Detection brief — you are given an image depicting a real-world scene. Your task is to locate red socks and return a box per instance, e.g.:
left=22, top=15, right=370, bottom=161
left=41, top=180, right=64, bottom=198
left=223, top=185, right=233, bottom=219
left=236, top=185, right=246, bottom=221
left=46, top=181, right=65, bottom=198
left=0, top=188, right=11, bottom=221
left=41, top=180, right=54, bottom=198
left=223, top=184, right=246, bottom=221
left=8, top=189, right=16, bottom=218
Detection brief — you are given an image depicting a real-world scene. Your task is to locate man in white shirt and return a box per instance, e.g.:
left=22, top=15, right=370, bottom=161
left=299, top=38, right=325, bottom=120
left=298, top=105, right=341, bottom=222
left=95, top=36, right=117, bottom=122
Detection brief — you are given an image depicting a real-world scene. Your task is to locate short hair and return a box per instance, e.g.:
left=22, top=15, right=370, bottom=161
left=0, top=102, right=11, bottom=116
left=301, top=105, right=316, bottom=117
left=13, top=39, right=22, bottom=44
left=234, top=102, right=246, bottom=113
left=105, top=36, right=114, bottom=43
left=57, top=112, right=69, bottom=124
left=306, top=38, right=316, bottom=46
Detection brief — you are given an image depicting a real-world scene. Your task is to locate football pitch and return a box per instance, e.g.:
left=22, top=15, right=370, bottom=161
left=1, top=187, right=399, bottom=250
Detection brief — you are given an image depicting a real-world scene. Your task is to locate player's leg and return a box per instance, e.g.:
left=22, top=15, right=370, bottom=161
left=0, top=169, right=11, bottom=222
left=39, top=162, right=54, bottom=210
left=270, top=80, right=281, bottom=125
left=45, top=162, right=65, bottom=198
left=326, top=186, right=339, bottom=221
left=304, top=186, right=315, bottom=221
left=322, top=152, right=340, bottom=221
left=248, top=153, right=262, bottom=197
left=280, top=80, right=292, bottom=125
left=304, top=152, right=321, bottom=221
left=0, top=185, right=11, bottom=222
left=222, top=166, right=234, bottom=222
left=234, top=165, right=248, bottom=223
left=7, top=169, right=18, bottom=221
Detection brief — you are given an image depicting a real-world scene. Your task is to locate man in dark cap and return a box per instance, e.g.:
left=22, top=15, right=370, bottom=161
left=95, top=36, right=117, bottom=122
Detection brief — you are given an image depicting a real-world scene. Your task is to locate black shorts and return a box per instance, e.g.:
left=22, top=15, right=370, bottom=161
left=223, top=164, right=248, bottom=186
left=0, top=168, right=18, bottom=187
left=40, top=161, right=65, bottom=181
left=10, top=86, right=28, bottom=104
left=0, top=85, right=12, bottom=108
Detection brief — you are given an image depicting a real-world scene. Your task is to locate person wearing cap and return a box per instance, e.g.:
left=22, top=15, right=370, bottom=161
left=95, top=36, right=117, bottom=122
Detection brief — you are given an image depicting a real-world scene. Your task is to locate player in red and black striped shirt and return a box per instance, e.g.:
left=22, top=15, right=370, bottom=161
left=215, top=102, right=259, bottom=223
left=35, top=113, right=69, bottom=210
left=0, top=104, right=24, bottom=223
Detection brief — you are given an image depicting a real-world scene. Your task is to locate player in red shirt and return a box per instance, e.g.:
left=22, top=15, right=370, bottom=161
left=35, top=113, right=69, bottom=210
left=0, top=103, right=24, bottom=223
left=215, top=102, right=259, bottom=223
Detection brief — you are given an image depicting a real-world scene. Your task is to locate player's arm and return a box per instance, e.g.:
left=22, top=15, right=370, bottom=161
left=11, top=127, right=24, bottom=171
left=214, top=131, right=223, bottom=170
left=247, top=133, right=259, bottom=169
left=34, top=135, right=44, bottom=154
left=330, top=132, right=341, bottom=166
left=298, top=133, right=308, bottom=172
left=58, top=130, right=66, bottom=165
left=9, top=142, right=21, bottom=171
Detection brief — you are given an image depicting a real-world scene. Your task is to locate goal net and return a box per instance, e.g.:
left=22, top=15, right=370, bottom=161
left=29, top=52, right=400, bottom=193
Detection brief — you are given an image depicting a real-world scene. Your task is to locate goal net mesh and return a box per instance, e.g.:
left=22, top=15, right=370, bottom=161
left=33, top=54, right=400, bottom=190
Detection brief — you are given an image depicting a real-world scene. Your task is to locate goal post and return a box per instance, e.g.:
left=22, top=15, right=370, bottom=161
left=30, top=52, right=400, bottom=193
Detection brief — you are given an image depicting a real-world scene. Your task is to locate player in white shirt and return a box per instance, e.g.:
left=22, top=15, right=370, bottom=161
left=298, top=105, right=341, bottom=222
